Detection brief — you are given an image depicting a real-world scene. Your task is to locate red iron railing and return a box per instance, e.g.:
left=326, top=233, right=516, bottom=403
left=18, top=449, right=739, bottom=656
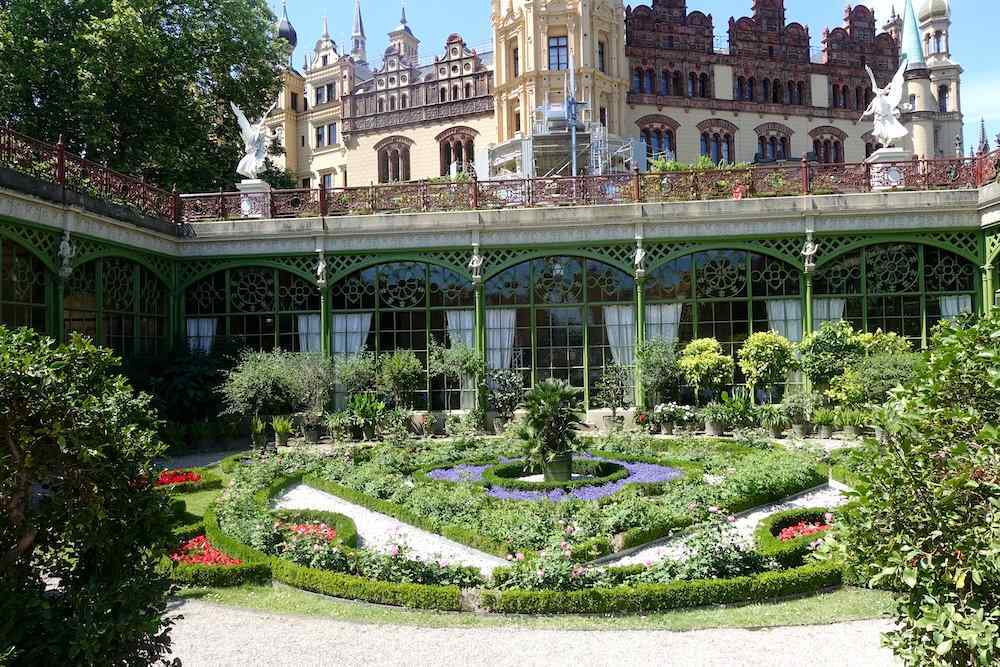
left=2, top=125, right=998, bottom=227
left=0, top=125, right=179, bottom=223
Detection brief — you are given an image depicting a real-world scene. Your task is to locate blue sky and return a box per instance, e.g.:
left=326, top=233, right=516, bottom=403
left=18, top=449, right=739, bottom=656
left=276, top=0, right=999, bottom=152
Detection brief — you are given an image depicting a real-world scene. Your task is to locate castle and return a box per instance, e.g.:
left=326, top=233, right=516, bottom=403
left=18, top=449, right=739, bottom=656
left=268, top=0, right=962, bottom=188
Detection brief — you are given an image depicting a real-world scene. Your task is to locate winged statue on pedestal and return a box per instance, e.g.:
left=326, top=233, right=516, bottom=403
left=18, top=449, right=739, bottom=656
left=860, top=59, right=911, bottom=148
left=231, top=102, right=278, bottom=179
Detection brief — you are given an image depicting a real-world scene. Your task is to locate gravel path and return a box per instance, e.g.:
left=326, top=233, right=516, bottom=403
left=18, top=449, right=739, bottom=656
left=609, top=485, right=847, bottom=568
left=167, top=599, right=900, bottom=666
left=273, top=483, right=507, bottom=575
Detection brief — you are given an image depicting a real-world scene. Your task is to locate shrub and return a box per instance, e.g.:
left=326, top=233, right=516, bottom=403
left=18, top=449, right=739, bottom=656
left=837, top=314, right=1000, bottom=665
left=0, top=329, right=175, bottom=664
left=219, top=350, right=297, bottom=419
left=636, top=339, right=679, bottom=405
left=427, top=340, right=484, bottom=385
left=678, top=338, right=734, bottom=404
left=780, top=391, right=815, bottom=425
left=378, top=350, right=425, bottom=408
left=797, top=321, right=865, bottom=390
left=284, top=353, right=335, bottom=420
left=594, top=363, right=632, bottom=418
left=826, top=352, right=922, bottom=408
left=335, top=351, right=379, bottom=395
left=738, top=331, right=795, bottom=401
left=487, top=368, right=525, bottom=423
left=519, top=380, right=585, bottom=472
left=856, top=330, right=912, bottom=356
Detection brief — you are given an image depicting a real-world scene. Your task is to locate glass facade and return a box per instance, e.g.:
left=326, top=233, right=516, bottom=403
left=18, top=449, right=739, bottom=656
left=0, top=238, right=48, bottom=332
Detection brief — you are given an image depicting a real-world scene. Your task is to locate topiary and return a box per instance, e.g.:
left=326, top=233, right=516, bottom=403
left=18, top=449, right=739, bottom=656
left=378, top=349, right=425, bottom=408
left=678, top=338, right=735, bottom=404
left=797, top=321, right=864, bottom=390
left=738, top=331, right=796, bottom=402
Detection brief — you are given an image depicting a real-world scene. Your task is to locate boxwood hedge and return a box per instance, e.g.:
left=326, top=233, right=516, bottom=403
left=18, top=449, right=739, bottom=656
left=754, top=507, right=834, bottom=568
left=481, top=460, right=629, bottom=492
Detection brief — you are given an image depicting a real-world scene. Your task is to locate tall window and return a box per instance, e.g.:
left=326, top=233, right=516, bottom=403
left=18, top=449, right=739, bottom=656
left=326, top=82, right=336, bottom=101
left=0, top=238, right=48, bottom=333
left=64, top=257, right=168, bottom=357
left=327, top=123, right=337, bottom=146
left=548, top=36, right=569, bottom=71
left=597, top=42, right=606, bottom=73
left=512, top=45, right=520, bottom=78
left=184, top=267, right=320, bottom=354
left=331, top=262, right=475, bottom=409
left=316, top=86, right=326, bottom=105
left=290, top=92, right=299, bottom=111
left=315, top=126, right=325, bottom=148
left=645, top=69, right=655, bottom=94
left=938, top=85, right=950, bottom=113
left=632, top=68, right=642, bottom=93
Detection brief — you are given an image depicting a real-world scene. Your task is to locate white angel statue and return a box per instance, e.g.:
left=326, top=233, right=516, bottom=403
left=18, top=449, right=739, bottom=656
left=231, top=102, right=277, bottom=179
left=860, top=59, right=911, bottom=148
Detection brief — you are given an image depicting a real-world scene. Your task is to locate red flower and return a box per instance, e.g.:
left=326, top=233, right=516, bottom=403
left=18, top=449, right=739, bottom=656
left=778, top=520, right=832, bottom=542
left=283, top=522, right=338, bottom=541
left=156, top=469, right=202, bottom=486
left=170, top=536, right=242, bottom=566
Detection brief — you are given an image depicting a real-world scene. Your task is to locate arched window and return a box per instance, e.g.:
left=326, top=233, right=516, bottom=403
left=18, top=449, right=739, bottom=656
left=376, top=137, right=414, bottom=183
left=437, top=127, right=478, bottom=176
left=797, top=81, right=805, bottom=105
left=389, top=96, right=396, bottom=111
left=772, top=78, right=782, bottom=104
left=661, top=70, right=671, bottom=95
left=644, top=250, right=803, bottom=395
left=645, top=69, right=656, bottom=94
left=787, top=80, right=795, bottom=105
left=377, top=98, right=385, bottom=113
left=856, top=87, right=864, bottom=111
left=699, top=120, right=738, bottom=163
left=485, top=257, right=635, bottom=405
left=736, top=77, right=746, bottom=100
left=184, top=267, right=319, bottom=354
left=700, top=132, right=710, bottom=157
left=452, top=85, right=459, bottom=101
left=832, top=85, right=841, bottom=109
left=400, top=93, right=408, bottom=109
left=673, top=71, right=683, bottom=96
left=64, top=257, right=168, bottom=357
left=813, top=244, right=976, bottom=348
left=811, top=127, right=848, bottom=163
left=934, top=31, right=943, bottom=53
left=747, top=78, right=755, bottom=101
left=763, top=79, right=771, bottom=103
left=638, top=115, right=678, bottom=159
left=331, top=262, right=476, bottom=409
left=1, top=237, right=49, bottom=332
left=465, top=82, right=473, bottom=98
left=632, top=68, right=643, bottom=93
left=687, top=72, right=697, bottom=97
left=699, top=73, right=709, bottom=98
left=440, top=87, right=448, bottom=103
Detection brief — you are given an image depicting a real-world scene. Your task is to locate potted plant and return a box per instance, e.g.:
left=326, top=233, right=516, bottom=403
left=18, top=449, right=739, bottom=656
left=758, top=404, right=790, bottom=439
left=301, top=411, right=324, bottom=444
left=520, top=379, right=584, bottom=482
left=487, top=368, right=525, bottom=435
left=596, top=363, right=632, bottom=432
left=349, top=394, right=386, bottom=441
left=836, top=407, right=865, bottom=440
left=411, top=412, right=433, bottom=437
left=271, top=415, right=294, bottom=448
left=678, top=338, right=735, bottom=405
left=325, top=411, right=353, bottom=441
left=781, top=391, right=815, bottom=439
left=335, top=351, right=380, bottom=396
left=378, top=349, right=425, bottom=408
left=635, top=410, right=655, bottom=434
left=250, top=416, right=268, bottom=454
left=812, top=408, right=837, bottom=440
left=674, top=404, right=698, bottom=434
left=738, top=331, right=796, bottom=404
left=701, top=402, right=729, bottom=437
left=636, top=339, right=679, bottom=406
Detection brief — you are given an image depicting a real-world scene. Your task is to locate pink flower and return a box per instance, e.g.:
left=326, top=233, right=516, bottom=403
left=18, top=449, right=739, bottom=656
left=824, top=513, right=835, bottom=523
left=506, top=554, right=514, bottom=561
left=515, top=552, right=525, bottom=561
left=727, top=515, right=737, bottom=523
left=389, top=544, right=400, bottom=557
left=708, top=506, right=720, bottom=514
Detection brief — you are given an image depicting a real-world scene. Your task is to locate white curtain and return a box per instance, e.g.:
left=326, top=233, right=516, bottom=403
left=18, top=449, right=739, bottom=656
left=185, top=318, right=217, bottom=353
left=813, top=298, right=847, bottom=329
left=332, top=312, right=373, bottom=357
left=486, top=309, right=517, bottom=370
left=939, top=295, right=973, bottom=319
left=297, top=314, right=322, bottom=353
left=645, top=303, right=682, bottom=344
left=603, top=305, right=636, bottom=366
left=447, top=310, right=476, bottom=409
left=767, top=299, right=804, bottom=342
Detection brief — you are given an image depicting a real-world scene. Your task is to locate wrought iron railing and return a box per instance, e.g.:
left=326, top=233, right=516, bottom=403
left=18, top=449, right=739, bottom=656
left=0, top=125, right=179, bottom=223
left=2, top=125, right=998, bottom=226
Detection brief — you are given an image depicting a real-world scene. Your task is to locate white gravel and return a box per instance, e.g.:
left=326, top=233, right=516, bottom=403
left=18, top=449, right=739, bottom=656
left=167, top=600, right=900, bottom=666
left=272, top=483, right=507, bottom=576
left=610, top=485, right=847, bottom=568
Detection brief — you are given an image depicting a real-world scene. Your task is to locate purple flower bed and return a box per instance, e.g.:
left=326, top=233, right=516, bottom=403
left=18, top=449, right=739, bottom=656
left=425, top=456, right=682, bottom=502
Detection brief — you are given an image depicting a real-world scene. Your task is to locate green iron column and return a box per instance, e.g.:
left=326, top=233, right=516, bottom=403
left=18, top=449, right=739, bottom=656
left=634, top=275, right=646, bottom=408
left=472, top=244, right=487, bottom=411
left=803, top=272, right=814, bottom=336
left=982, top=264, right=995, bottom=315
left=320, top=286, right=332, bottom=357
left=52, top=276, right=64, bottom=342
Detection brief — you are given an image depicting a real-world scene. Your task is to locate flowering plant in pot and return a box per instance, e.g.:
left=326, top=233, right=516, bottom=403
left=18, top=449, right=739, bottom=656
left=519, top=379, right=584, bottom=483
left=634, top=410, right=656, bottom=434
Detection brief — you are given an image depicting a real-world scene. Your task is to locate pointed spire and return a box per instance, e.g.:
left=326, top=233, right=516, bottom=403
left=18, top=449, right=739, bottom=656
left=978, top=118, right=990, bottom=156
left=901, top=0, right=925, bottom=68
left=322, top=15, right=329, bottom=38
left=400, top=1, right=407, bottom=26
left=352, top=0, right=365, bottom=39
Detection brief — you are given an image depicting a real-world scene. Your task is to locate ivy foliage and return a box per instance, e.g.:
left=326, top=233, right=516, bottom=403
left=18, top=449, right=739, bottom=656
left=837, top=314, right=1000, bottom=666
left=0, top=328, right=175, bottom=665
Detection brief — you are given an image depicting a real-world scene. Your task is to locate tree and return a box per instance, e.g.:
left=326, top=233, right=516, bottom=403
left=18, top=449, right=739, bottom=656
left=738, top=331, right=795, bottom=402
left=0, top=328, right=175, bottom=664
left=635, top=339, right=679, bottom=406
left=836, top=315, right=1000, bottom=665
left=797, top=321, right=865, bottom=390
left=677, top=338, right=734, bottom=405
left=0, top=0, right=287, bottom=191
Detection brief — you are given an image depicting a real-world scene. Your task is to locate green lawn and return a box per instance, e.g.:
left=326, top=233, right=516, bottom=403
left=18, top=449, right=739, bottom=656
left=176, top=584, right=894, bottom=631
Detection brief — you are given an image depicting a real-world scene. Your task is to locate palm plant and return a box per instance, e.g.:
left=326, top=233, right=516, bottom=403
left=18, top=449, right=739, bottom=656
left=519, top=379, right=585, bottom=482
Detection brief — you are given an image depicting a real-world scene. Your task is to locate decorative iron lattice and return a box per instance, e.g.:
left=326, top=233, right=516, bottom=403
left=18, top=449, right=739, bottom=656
left=925, top=249, right=977, bottom=293
left=102, top=258, right=137, bottom=311
left=65, top=261, right=96, bottom=296
left=278, top=274, right=317, bottom=311
left=428, top=265, right=474, bottom=306
left=816, top=231, right=980, bottom=265
left=988, top=231, right=1000, bottom=264
left=814, top=256, right=862, bottom=294
left=331, top=272, right=378, bottom=310
left=751, top=256, right=799, bottom=294
left=0, top=219, right=59, bottom=269
left=230, top=268, right=274, bottom=313
left=4, top=252, right=47, bottom=302
left=587, top=260, right=635, bottom=301
left=697, top=252, right=747, bottom=298
left=140, top=268, right=165, bottom=315
left=188, top=276, right=225, bottom=313
left=380, top=262, right=427, bottom=310
left=866, top=245, right=919, bottom=294
left=534, top=257, right=584, bottom=304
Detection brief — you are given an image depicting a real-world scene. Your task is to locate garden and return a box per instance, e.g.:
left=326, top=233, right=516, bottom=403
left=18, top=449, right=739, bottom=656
left=3, top=315, right=998, bottom=666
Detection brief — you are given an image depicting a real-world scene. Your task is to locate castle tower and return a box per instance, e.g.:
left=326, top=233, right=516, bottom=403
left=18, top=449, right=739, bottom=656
left=388, top=3, right=420, bottom=62
left=274, top=1, right=304, bottom=175
left=351, top=0, right=367, bottom=64
left=917, top=0, right=962, bottom=156
left=900, top=0, right=935, bottom=159
left=491, top=0, right=628, bottom=145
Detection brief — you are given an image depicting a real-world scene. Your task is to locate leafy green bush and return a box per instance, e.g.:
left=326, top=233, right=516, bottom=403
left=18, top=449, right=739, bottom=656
left=837, top=314, right=1000, bottom=665
left=0, top=328, right=175, bottom=664
left=856, top=330, right=912, bottom=356
left=636, top=339, right=679, bottom=405
left=219, top=350, right=298, bottom=419
left=284, top=353, right=335, bottom=421
left=738, top=331, right=795, bottom=400
left=486, top=368, right=525, bottom=424
left=678, top=338, right=734, bottom=404
left=520, top=380, right=585, bottom=476
left=826, top=352, right=922, bottom=408
left=797, top=321, right=865, bottom=390
left=594, top=363, right=632, bottom=417
left=780, top=391, right=815, bottom=425
left=335, top=351, right=379, bottom=395
left=378, top=350, right=425, bottom=408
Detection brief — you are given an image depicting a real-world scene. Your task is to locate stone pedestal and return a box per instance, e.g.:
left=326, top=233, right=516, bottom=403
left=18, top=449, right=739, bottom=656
left=866, top=146, right=913, bottom=191
left=236, top=179, right=272, bottom=219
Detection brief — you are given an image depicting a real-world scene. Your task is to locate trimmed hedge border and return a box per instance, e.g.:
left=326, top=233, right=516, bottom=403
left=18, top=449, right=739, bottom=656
left=479, top=562, right=843, bottom=615
left=202, top=504, right=463, bottom=610
left=754, top=507, right=834, bottom=569
left=271, top=508, right=360, bottom=549
left=170, top=561, right=272, bottom=588
left=157, top=468, right=224, bottom=494
left=482, top=460, right=629, bottom=491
